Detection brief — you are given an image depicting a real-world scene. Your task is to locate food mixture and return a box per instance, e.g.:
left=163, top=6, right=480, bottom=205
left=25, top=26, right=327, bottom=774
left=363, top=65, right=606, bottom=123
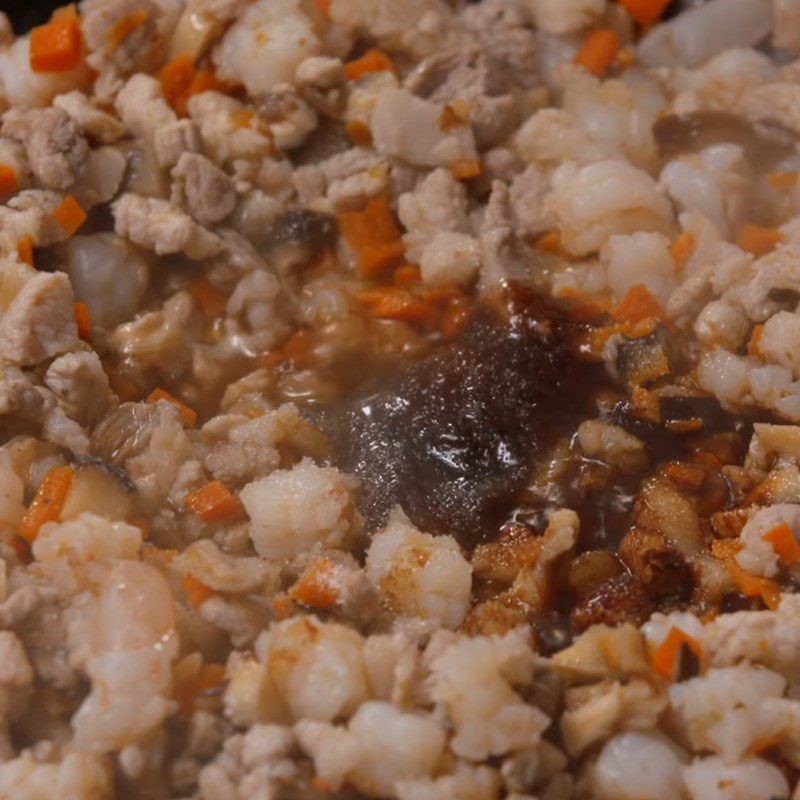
left=3, top=0, right=800, bottom=797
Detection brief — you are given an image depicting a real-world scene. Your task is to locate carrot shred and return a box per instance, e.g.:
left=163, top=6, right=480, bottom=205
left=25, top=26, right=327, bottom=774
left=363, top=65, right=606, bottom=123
left=344, top=48, right=396, bottom=81
left=30, top=19, right=83, bottom=73
left=0, top=164, right=19, bottom=198
left=612, top=284, right=667, bottom=325
left=289, top=558, right=340, bottom=609
left=618, top=0, right=672, bottom=26
left=767, top=172, right=799, bottom=190
left=182, top=574, right=218, bottom=608
left=747, top=324, right=765, bottom=357
left=18, top=466, right=74, bottom=545
left=17, top=235, right=34, bottom=267
left=652, top=627, right=702, bottom=681
left=574, top=28, right=621, bottom=78
left=52, top=195, right=86, bottom=237
left=175, top=662, right=226, bottom=716
left=8, top=535, right=32, bottom=565
left=356, top=287, right=432, bottom=322
left=146, top=388, right=197, bottom=428
left=737, top=223, right=783, bottom=257
left=74, top=302, right=91, bottom=341
left=393, top=264, right=422, bottom=286
left=670, top=232, right=696, bottom=268
left=188, top=277, right=228, bottom=318
left=450, top=160, right=482, bottom=181
left=338, top=196, right=405, bottom=278
left=185, top=481, right=245, bottom=524
left=763, top=523, right=800, bottom=566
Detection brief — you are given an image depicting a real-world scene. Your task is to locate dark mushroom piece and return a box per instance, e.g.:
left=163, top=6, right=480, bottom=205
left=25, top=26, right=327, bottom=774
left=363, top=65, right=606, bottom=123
left=616, top=324, right=686, bottom=389
left=264, top=209, right=338, bottom=273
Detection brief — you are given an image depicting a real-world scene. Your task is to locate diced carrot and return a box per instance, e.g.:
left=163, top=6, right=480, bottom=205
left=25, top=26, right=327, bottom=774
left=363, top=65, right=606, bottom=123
left=185, top=481, right=245, bottom=523
left=670, top=232, right=696, bottom=268
left=356, top=287, right=432, bottom=322
left=712, top=540, right=782, bottom=610
left=747, top=324, right=765, bottom=357
left=289, top=558, right=340, bottom=609
left=182, top=574, right=218, bottom=608
left=450, top=160, right=482, bottom=181
left=107, top=9, right=149, bottom=50
left=313, top=0, right=332, bottom=20
left=74, top=302, right=90, bottom=341
left=18, top=466, right=74, bottom=544
left=767, top=172, right=799, bottom=190
left=732, top=564, right=782, bottom=610
left=30, top=19, right=83, bottom=73
left=104, top=363, right=140, bottom=401
left=146, top=387, right=197, bottom=428
left=175, top=662, right=226, bottom=716
left=618, top=0, right=672, bottom=26
left=574, top=28, right=621, bottom=78
left=345, top=119, right=373, bottom=148
left=338, top=196, right=405, bottom=278
left=630, top=385, right=661, bottom=424
left=652, top=627, right=702, bottom=681
left=737, top=223, right=783, bottom=257
left=17, top=235, right=34, bottom=267
left=612, top=284, right=667, bottom=325
left=763, top=523, right=800, bottom=566
left=52, top=195, right=86, bottom=237
left=344, top=48, right=396, bottom=81
left=393, top=264, right=422, bottom=286
left=188, top=277, right=228, bottom=318
left=575, top=324, right=622, bottom=362
left=262, top=329, right=315, bottom=368
left=159, top=55, right=195, bottom=115
left=183, top=70, right=236, bottom=112
left=0, top=164, right=18, bottom=198
left=535, top=231, right=563, bottom=254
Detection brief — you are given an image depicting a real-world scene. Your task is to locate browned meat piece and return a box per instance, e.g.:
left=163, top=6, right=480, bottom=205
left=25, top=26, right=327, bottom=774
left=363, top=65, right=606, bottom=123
left=567, top=551, right=625, bottom=601
left=570, top=573, right=655, bottom=632
left=619, top=527, right=693, bottom=601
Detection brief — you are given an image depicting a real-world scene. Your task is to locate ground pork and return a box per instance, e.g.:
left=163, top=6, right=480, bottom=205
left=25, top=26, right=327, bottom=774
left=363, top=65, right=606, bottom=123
left=398, top=168, right=471, bottom=262
left=0, top=272, right=78, bottom=366
left=52, top=91, right=127, bottom=144
left=240, top=458, right=357, bottom=559
left=1, top=107, right=89, bottom=190
left=171, top=152, right=237, bottom=226
left=112, top=193, right=223, bottom=260
left=43, top=351, right=117, bottom=425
